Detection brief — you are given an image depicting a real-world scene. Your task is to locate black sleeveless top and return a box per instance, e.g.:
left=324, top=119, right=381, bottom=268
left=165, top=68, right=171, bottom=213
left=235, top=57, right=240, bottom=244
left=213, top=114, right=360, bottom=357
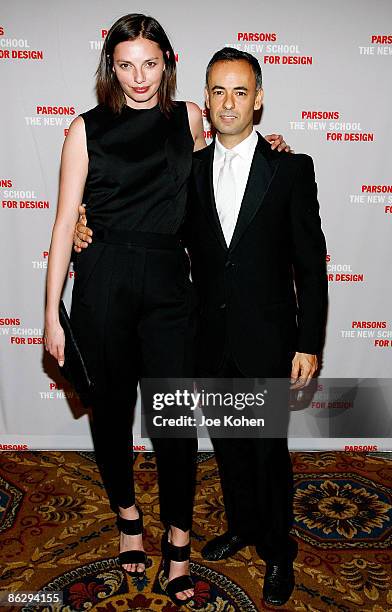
left=80, top=101, right=194, bottom=233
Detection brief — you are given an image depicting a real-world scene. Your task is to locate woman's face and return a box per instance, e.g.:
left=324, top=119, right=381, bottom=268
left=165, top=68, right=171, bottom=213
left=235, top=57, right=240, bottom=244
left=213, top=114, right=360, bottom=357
left=112, top=37, right=165, bottom=108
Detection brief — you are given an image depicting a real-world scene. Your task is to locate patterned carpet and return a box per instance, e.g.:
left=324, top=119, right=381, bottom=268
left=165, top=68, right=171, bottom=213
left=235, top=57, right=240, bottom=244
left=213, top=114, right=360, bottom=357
left=0, top=451, right=391, bottom=611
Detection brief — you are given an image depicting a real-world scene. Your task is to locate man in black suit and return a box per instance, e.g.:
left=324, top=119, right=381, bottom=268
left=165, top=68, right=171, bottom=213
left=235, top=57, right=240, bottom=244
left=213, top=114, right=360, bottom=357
left=184, top=48, right=328, bottom=606
left=72, top=47, right=327, bottom=607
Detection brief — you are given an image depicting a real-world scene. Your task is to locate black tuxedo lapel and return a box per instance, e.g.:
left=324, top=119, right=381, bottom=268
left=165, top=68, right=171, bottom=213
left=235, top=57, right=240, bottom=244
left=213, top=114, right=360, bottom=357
left=229, top=133, right=281, bottom=252
left=193, top=143, right=227, bottom=250
left=192, top=133, right=283, bottom=252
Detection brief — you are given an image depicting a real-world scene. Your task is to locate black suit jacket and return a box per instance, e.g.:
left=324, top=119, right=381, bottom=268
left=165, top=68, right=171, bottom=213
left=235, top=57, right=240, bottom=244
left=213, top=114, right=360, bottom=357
left=184, top=133, right=328, bottom=376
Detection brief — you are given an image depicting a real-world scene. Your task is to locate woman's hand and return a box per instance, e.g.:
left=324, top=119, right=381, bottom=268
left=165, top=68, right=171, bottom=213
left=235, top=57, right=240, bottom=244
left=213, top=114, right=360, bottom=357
left=265, top=133, right=293, bottom=152
left=44, top=318, right=65, bottom=367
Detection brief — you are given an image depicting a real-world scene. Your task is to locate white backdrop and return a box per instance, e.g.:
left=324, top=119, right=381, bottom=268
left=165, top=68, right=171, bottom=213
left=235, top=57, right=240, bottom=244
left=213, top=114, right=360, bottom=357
left=1, top=0, right=391, bottom=451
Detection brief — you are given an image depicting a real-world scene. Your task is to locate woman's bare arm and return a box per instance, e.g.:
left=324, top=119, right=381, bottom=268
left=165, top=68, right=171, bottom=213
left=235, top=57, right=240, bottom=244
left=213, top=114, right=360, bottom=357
left=185, top=101, right=206, bottom=152
left=44, top=116, right=88, bottom=365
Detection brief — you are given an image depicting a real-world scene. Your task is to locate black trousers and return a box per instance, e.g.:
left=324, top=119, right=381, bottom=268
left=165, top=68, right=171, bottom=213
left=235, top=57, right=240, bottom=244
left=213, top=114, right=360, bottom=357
left=201, top=354, right=297, bottom=563
left=70, top=228, right=198, bottom=532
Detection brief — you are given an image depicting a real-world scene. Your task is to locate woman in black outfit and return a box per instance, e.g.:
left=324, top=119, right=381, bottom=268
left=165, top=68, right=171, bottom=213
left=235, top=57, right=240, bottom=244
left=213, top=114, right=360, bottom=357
left=44, top=13, right=287, bottom=606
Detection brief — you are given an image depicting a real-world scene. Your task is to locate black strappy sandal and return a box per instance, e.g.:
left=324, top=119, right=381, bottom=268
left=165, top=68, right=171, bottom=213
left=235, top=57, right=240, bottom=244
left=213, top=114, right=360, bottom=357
left=161, top=529, right=194, bottom=606
left=116, top=506, right=149, bottom=578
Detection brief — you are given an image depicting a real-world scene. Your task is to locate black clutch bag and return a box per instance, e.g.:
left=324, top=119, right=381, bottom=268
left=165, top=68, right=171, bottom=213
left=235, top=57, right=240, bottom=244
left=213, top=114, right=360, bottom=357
left=58, top=299, right=95, bottom=402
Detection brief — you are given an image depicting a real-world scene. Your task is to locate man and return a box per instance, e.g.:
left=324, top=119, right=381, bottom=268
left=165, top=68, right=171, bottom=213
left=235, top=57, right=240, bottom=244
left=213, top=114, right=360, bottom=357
left=73, top=48, right=327, bottom=606
left=185, top=47, right=327, bottom=606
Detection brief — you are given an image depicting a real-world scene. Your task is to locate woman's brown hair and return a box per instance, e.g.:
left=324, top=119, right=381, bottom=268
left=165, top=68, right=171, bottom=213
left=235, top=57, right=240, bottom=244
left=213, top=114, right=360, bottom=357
left=96, top=13, right=177, bottom=115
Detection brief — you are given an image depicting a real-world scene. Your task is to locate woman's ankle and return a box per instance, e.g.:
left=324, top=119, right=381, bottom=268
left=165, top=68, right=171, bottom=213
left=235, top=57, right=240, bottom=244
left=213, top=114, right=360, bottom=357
left=168, top=525, right=190, bottom=546
left=118, top=503, right=138, bottom=520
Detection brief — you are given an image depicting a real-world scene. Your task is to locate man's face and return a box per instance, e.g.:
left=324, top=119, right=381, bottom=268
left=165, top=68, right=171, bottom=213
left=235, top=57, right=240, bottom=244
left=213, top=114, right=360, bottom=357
left=205, top=59, right=263, bottom=143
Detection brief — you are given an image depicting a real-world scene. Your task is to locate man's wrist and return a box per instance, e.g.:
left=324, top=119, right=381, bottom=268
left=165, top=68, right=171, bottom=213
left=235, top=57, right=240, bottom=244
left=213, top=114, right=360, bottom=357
left=296, top=345, right=319, bottom=356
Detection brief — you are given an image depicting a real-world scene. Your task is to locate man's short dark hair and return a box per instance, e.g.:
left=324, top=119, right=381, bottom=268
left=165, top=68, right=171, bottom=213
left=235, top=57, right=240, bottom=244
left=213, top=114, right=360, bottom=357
left=206, top=47, right=263, bottom=90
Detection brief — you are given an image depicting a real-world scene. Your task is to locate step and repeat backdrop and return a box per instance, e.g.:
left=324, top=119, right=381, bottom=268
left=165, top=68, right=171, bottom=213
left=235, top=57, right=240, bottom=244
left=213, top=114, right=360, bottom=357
left=1, top=0, right=391, bottom=451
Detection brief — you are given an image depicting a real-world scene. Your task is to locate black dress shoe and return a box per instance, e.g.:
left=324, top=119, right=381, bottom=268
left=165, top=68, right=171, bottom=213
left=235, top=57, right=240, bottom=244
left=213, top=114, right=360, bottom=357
left=201, top=532, right=248, bottom=561
left=262, top=559, right=295, bottom=606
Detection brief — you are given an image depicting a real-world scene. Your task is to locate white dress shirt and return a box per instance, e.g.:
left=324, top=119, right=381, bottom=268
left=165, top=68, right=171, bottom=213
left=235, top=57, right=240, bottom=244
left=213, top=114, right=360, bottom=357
left=213, top=129, right=258, bottom=245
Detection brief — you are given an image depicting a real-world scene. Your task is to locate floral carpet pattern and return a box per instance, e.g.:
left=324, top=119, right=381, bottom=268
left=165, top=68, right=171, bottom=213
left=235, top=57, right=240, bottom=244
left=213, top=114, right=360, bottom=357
left=0, top=450, right=391, bottom=611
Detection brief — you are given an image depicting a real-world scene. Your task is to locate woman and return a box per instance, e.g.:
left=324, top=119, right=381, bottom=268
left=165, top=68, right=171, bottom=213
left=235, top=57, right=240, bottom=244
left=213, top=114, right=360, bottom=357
left=44, top=13, right=288, bottom=606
